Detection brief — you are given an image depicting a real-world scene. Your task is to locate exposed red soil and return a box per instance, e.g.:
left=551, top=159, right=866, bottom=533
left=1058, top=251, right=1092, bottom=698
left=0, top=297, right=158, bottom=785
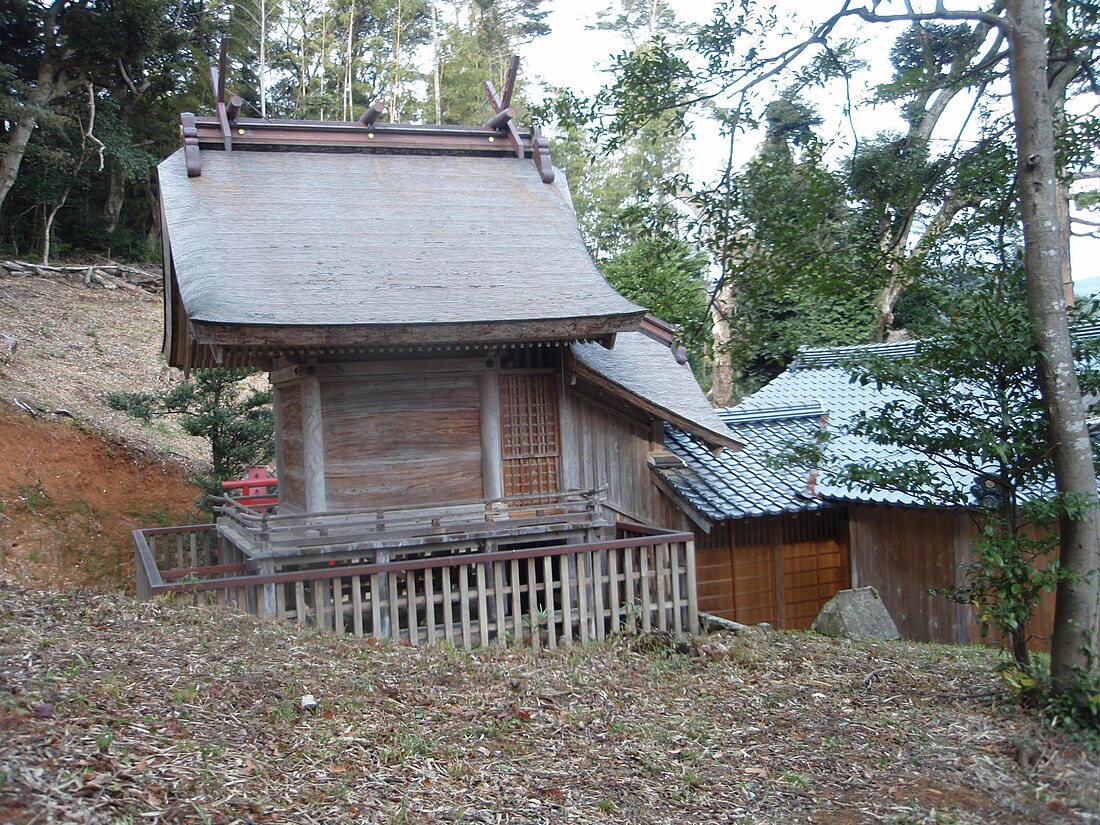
left=0, top=407, right=200, bottom=591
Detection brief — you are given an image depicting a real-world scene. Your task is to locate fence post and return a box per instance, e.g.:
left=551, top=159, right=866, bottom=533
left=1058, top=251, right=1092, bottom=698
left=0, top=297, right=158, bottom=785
left=685, top=538, right=699, bottom=636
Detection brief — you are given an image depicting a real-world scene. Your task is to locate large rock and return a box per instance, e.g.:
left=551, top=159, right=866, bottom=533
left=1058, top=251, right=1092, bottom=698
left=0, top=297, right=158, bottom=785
left=0, top=332, right=15, bottom=365
left=811, top=587, right=900, bottom=641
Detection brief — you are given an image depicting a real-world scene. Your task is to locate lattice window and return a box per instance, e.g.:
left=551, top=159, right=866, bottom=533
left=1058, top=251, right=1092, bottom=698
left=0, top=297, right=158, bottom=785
left=499, top=374, right=561, bottom=497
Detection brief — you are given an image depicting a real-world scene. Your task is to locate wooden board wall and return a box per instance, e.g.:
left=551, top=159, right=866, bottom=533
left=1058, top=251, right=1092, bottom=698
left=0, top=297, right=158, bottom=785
left=561, top=390, right=680, bottom=527
left=850, top=503, right=1057, bottom=650
left=320, top=374, right=483, bottom=510
left=850, top=505, right=972, bottom=644
left=696, top=512, right=850, bottom=629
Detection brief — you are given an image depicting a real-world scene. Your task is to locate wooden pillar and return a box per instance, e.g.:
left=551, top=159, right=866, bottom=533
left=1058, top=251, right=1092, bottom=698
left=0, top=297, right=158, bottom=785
left=558, top=381, right=581, bottom=491
left=300, top=374, right=330, bottom=628
left=300, top=374, right=327, bottom=512
left=271, top=384, right=286, bottom=491
left=480, top=370, right=503, bottom=500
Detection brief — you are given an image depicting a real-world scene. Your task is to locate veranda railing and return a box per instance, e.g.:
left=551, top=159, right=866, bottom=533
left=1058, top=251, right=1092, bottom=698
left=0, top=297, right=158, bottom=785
left=133, top=521, right=698, bottom=648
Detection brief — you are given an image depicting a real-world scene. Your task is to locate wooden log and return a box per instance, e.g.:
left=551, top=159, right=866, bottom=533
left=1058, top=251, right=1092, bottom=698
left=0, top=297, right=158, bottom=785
left=358, top=101, right=385, bottom=126
left=226, top=94, right=244, bottom=123
left=484, top=107, right=515, bottom=129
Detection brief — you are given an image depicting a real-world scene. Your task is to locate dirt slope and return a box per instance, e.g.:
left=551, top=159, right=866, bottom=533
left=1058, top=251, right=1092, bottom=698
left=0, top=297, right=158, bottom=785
left=0, top=270, right=204, bottom=590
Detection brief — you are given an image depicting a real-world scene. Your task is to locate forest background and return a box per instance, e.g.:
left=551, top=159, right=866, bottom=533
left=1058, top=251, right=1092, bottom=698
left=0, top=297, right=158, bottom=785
left=3, top=0, right=1099, bottom=397
left=3, top=0, right=1100, bottom=715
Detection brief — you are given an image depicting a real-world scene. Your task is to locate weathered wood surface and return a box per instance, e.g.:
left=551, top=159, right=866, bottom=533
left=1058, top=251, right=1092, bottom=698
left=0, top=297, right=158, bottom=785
left=695, top=513, right=850, bottom=631
left=849, top=504, right=1056, bottom=649
left=134, top=522, right=698, bottom=648
left=320, top=374, right=483, bottom=510
left=562, top=390, right=666, bottom=526
left=850, top=505, right=965, bottom=644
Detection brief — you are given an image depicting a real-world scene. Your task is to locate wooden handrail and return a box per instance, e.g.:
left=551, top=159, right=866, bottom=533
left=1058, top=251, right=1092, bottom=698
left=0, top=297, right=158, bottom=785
left=145, top=528, right=693, bottom=595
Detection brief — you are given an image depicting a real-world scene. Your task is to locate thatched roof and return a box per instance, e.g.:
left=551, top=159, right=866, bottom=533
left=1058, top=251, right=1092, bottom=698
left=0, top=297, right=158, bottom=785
left=158, top=145, right=643, bottom=367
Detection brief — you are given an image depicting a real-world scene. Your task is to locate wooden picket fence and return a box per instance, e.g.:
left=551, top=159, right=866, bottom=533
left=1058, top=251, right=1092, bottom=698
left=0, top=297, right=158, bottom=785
left=134, top=522, right=698, bottom=648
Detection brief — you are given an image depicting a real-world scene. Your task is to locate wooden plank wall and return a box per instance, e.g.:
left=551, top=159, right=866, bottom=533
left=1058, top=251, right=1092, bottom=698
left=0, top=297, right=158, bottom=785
left=695, top=512, right=850, bottom=629
left=320, top=374, right=483, bottom=510
left=561, top=390, right=680, bottom=527
left=275, top=383, right=305, bottom=511
left=850, top=505, right=971, bottom=644
left=851, top=504, right=1058, bottom=650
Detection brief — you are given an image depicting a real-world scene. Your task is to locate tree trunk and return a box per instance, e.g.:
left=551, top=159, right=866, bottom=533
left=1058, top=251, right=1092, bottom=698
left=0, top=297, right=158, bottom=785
left=708, top=280, right=736, bottom=407
left=0, top=57, right=82, bottom=212
left=0, top=111, right=41, bottom=213
left=1006, top=0, right=1100, bottom=697
left=102, top=158, right=126, bottom=235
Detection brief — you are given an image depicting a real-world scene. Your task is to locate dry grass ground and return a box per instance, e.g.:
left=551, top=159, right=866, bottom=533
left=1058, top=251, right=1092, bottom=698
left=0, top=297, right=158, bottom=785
left=1, top=587, right=1097, bottom=824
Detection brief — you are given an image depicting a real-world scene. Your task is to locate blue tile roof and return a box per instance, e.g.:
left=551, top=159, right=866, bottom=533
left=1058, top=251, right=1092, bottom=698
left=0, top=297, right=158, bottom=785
left=659, top=403, right=828, bottom=520
left=659, top=340, right=987, bottom=518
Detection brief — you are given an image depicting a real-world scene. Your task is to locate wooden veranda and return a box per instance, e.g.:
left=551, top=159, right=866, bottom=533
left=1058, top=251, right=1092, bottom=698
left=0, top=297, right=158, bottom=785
left=134, top=492, right=698, bottom=649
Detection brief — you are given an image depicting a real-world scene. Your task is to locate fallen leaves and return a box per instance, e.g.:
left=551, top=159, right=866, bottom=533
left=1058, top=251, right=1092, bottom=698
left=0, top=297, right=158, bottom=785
left=0, top=587, right=1097, bottom=824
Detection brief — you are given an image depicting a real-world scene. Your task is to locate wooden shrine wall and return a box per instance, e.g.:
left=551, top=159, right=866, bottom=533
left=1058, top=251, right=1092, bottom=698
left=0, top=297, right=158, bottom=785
left=850, top=504, right=1056, bottom=649
left=561, top=390, right=688, bottom=529
left=271, top=357, right=694, bottom=531
left=320, top=374, right=483, bottom=510
left=695, top=510, right=850, bottom=630
left=273, top=383, right=305, bottom=510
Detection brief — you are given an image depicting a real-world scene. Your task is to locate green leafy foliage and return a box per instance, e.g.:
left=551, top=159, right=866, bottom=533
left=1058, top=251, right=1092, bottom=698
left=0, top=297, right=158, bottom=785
left=108, top=370, right=274, bottom=505
left=804, top=270, right=1100, bottom=696
left=600, top=235, right=709, bottom=364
